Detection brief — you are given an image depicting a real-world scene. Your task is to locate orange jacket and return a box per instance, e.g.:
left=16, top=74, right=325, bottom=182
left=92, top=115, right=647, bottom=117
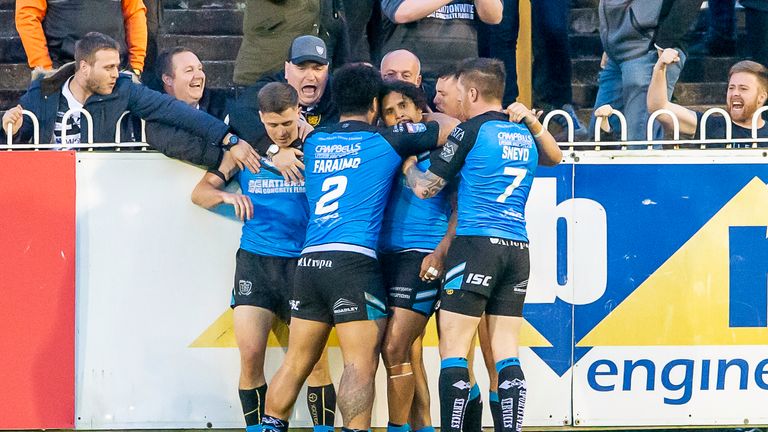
left=15, top=0, right=148, bottom=71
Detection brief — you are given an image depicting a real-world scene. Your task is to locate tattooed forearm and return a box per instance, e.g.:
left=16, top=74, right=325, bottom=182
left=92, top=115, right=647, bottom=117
left=404, top=165, right=448, bottom=199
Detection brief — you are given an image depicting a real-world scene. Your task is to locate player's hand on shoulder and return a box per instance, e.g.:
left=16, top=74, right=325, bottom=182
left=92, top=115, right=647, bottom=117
left=230, top=140, right=261, bottom=174
left=297, top=118, right=314, bottom=141
left=2, top=105, right=24, bottom=135
left=505, top=102, right=539, bottom=126
left=220, top=192, right=253, bottom=221
left=273, top=147, right=305, bottom=184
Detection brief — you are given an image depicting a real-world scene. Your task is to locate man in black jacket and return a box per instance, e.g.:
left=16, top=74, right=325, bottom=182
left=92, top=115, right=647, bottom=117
left=229, top=35, right=339, bottom=182
left=2, top=33, right=259, bottom=172
left=143, top=47, right=258, bottom=170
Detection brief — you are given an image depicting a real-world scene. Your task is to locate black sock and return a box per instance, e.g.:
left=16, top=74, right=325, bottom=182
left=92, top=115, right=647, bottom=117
left=463, top=383, right=482, bottom=432
left=261, top=414, right=289, bottom=432
left=239, top=384, right=267, bottom=429
left=489, top=391, right=501, bottom=432
left=307, top=384, right=336, bottom=431
left=496, top=358, right=526, bottom=432
left=439, top=357, right=470, bottom=432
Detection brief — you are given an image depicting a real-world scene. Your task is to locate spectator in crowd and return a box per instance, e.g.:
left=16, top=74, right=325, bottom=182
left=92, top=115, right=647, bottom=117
left=233, top=0, right=350, bottom=87
left=590, top=0, right=702, bottom=141
left=380, top=49, right=436, bottom=108
left=230, top=35, right=337, bottom=182
left=375, top=0, right=502, bottom=81
left=477, top=0, right=587, bottom=140
left=143, top=47, right=249, bottom=170
left=15, top=0, right=147, bottom=75
left=1, top=32, right=258, bottom=174
left=689, top=0, right=768, bottom=67
left=346, top=0, right=377, bottom=62
left=645, top=50, right=767, bottom=146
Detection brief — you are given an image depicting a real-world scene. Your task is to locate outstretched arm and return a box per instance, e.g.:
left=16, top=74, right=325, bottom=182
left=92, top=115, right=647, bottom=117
left=191, top=152, right=254, bottom=221
left=647, top=48, right=697, bottom=135
left=476, top=0, right=503, bottom=24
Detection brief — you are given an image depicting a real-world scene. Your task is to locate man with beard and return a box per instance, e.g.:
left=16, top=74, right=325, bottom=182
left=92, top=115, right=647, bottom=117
left=645, top=50, right=768, bottom=146
left=2, top=32, right=255, bottom=172
left=402, top=58, right=562, bottom=432
left=190, top=82, right=336, bottom=432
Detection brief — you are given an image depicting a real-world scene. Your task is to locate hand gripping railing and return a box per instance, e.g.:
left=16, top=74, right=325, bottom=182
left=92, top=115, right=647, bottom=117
left=594, top=110, right=628, bottom=150
left=543, top=109, right=574, bottom=149
left=699, top=108, right=732, bottom=149
left=5, top=110, right=40, bottom=148
left=60, top=108, right=94, bottom=149
left=752, top=106, right=768, bottom=145
left=647, top=109, right=680, bottom=149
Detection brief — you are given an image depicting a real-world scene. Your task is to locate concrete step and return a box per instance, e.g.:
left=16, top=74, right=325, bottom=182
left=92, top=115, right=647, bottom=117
left=573, top=81, right=727, bottom=108
left=571, top=55, right=736, bottom=85
left=0, top=37, right=26, bottom=63
left=159, top=34, right=241, bottom=61
left=164, top=9, right=243, bottom=35
left=0, top=10, right=18, bottom=37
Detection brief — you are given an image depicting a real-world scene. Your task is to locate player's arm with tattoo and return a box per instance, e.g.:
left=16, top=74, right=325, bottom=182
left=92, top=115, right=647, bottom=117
left=402, top=156, right=448, bottom=199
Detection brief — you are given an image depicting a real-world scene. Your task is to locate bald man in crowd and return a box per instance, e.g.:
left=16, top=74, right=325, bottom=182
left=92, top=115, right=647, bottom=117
left=380, top=49, right=436, bottom=109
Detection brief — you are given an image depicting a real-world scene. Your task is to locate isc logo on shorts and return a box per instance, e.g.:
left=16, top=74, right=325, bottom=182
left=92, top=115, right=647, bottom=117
left=467, top=273, right=492, bottom=286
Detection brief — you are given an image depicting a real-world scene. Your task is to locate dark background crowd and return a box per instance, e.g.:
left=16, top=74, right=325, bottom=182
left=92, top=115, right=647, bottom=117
left=1, top=0, right=767, bottom=148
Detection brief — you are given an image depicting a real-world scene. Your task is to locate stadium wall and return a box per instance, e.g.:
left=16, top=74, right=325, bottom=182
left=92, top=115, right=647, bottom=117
left=1, top=150, right=767, bottom=429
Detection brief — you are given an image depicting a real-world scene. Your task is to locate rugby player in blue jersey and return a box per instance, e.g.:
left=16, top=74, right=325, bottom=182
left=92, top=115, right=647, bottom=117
left=191, top=82, right=336, bottom=432
left=378, top=80, right=456, bottom=432
left=403, top=58, right=562, bottom=432
left=257, top=63, right=459, bottom=432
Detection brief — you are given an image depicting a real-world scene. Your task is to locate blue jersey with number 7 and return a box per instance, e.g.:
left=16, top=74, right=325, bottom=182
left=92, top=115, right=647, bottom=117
left=302, top=120, right=440, bottom=257
left=429, top=111, right=539, bottom=242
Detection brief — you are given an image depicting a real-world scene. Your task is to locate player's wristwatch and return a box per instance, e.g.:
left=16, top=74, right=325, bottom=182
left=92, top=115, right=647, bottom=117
left=266, top=144, right=280, bottom=158
left=222, top=133, right=239, bottom=150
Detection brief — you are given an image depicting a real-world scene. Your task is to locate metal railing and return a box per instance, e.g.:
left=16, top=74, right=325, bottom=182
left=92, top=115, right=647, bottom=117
left=3, top=106, right=768, bottom=150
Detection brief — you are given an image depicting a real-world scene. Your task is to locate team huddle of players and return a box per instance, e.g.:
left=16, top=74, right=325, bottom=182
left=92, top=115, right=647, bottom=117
left=191, top=58, right=562, bottom=432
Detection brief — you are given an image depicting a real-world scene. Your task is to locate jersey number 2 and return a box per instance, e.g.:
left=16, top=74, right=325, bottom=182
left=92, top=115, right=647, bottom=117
left=496, top=167, right=527, bottom=203
left=315, top=175, right=348, bottom=215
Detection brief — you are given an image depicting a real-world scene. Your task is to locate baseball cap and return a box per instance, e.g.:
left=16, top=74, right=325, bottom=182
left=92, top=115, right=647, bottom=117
left=288, top=35, right=329, bottom=65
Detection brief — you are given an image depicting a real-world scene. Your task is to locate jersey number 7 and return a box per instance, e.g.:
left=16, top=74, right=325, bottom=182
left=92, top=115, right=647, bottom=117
left=496, top=167, right=527, bottom=203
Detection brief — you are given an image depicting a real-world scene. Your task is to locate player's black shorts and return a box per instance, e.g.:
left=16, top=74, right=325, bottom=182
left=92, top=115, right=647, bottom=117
left=230, top=248, right=296, bottom=323
left=380, top=251, right=440, bottom=317
left=293, top=251, right=388, bottom=325
left=440, top=236, right=529, bottom=317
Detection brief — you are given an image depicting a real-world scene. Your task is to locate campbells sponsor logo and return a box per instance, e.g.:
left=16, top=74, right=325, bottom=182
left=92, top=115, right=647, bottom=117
left=238, top=280, right=252, bottom=296
left=315, top=142, right=361, bottom=159
left=298, top=257, right=333, bottom=269
left=498, top=131, right=534, bottom=147
left=451, top=398, right=465, bottom=428
left=333, top=298, right=359, bottom=315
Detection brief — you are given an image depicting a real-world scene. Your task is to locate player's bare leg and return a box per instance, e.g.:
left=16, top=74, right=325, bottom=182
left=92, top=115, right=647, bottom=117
left=408, top=334, right=434, bottom=432
left=234, top=305, right=276, bottom=429
left=262, top=318, right=332, bottom=422
left=335, top=318, right=387, bottom=430
left=306, top=347, right=336, bottom=432
left=382, top=307, right=429, bottom=428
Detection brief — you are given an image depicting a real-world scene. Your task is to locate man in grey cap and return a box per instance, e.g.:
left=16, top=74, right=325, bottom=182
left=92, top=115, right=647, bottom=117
left=229, top=35, right=339, bottom=183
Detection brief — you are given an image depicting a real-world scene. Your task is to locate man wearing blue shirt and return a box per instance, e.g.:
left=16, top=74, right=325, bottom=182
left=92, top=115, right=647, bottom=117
left=403, top=58, right=562, bottom=432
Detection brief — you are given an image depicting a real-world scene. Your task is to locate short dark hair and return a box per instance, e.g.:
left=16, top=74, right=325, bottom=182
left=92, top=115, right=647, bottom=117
left=332, top=63, right=383, bottom=116
left=729, top=60, right=768, bottom=94
left=457, top=57, right=506, bottom=103
left=74, top=32, right=120, bottom=70
left=436, top=63, right=460, bottom=81
left=157, top=46, right=193, bottom=79
left=258, top=82, right=299, bottom=113
left=381, top=80, right=428, bottom=113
